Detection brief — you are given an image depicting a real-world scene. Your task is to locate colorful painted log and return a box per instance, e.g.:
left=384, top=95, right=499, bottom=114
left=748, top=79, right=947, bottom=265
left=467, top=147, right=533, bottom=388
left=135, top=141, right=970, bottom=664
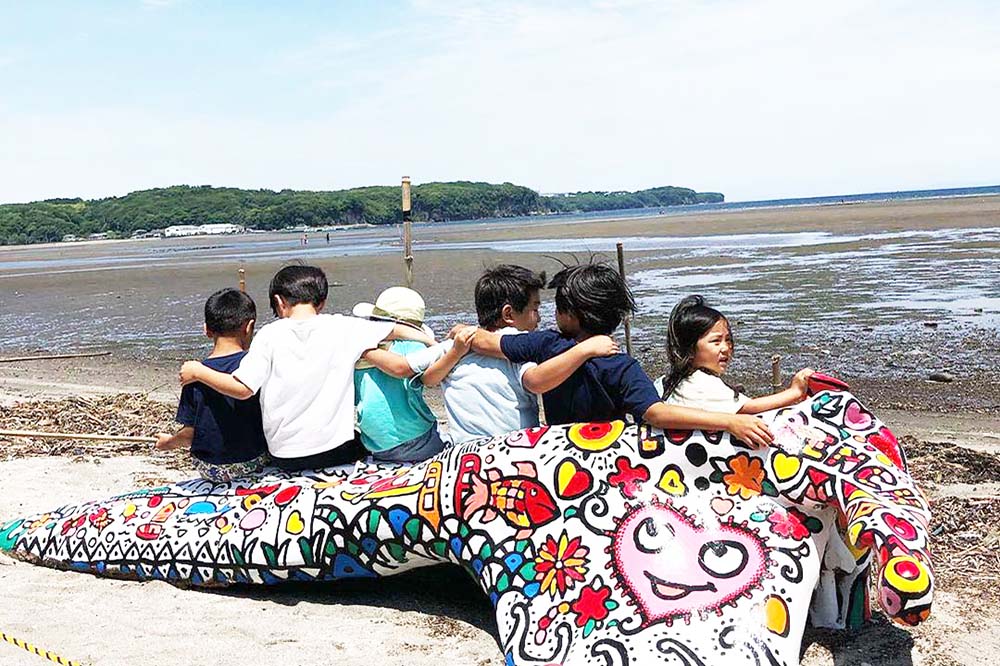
left=0, top=390, right=933, bottom=665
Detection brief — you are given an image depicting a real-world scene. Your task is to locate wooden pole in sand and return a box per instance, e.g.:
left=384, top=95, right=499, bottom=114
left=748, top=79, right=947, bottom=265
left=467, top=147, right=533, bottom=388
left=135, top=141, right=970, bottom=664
left=771, top=354, right=782, bottom=393
left=0, top=429, right=157, bottom=444
left=0, top=351, right=111, bottom=364
left=616, top=242, right=633, bottom=356
left=402, top=176, right=413, bottom=288
left=238, top=267, right=246, bottom=292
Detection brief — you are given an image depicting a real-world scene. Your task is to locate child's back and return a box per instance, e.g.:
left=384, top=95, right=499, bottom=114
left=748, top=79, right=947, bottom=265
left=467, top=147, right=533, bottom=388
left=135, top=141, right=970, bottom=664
left=409, top=325, right=540, bottom=443
left=159, top=288, right=268, bottom=481
left=181, top=351, right=268, bottom=475
left=237, top=312, right=393, bottom=460
left=352, top=287, right=445, bottom=463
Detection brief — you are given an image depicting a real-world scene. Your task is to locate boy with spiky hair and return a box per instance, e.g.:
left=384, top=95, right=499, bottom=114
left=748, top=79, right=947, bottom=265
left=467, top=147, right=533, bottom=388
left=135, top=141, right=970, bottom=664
left=467, top=262, right=774, bottom=448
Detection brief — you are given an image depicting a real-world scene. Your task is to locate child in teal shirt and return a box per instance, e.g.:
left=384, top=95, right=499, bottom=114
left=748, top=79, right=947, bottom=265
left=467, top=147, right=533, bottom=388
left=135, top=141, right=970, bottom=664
left=353, top=287, right=445, bottom=463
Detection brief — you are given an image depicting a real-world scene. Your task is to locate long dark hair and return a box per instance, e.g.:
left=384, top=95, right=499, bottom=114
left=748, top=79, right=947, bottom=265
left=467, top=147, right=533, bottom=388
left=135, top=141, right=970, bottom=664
left=660, top=295, right=735, bottom=400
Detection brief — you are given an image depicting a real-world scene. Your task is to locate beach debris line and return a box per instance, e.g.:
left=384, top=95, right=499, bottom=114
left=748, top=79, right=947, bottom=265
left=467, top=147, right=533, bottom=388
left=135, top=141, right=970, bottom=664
left=0, top=351, right=111, bottom=364
left=0, top=429, right=156, bottom=444
left=0, top=393, right=188, bottom=469
left=0, top=630, right=83, bottom=666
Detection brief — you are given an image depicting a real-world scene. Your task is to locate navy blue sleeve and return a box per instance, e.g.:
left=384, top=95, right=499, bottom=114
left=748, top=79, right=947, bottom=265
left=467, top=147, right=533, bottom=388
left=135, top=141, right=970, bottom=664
left=619, top=359, right=662, bottom=422
left=175, top=384, right=200, bottom=427
left=500, top=330, right=565, bottom=364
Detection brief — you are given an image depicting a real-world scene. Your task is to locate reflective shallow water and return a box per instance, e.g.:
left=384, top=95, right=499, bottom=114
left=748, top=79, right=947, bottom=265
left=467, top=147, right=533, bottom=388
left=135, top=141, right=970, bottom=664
left=1, top=221, right=997, bottom=386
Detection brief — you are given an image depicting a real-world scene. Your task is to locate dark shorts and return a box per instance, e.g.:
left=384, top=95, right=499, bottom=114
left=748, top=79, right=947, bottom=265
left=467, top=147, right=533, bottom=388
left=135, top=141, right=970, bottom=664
left=271, top=436, right=367, bottom=472
left=372, top=426, right=446, bottom=464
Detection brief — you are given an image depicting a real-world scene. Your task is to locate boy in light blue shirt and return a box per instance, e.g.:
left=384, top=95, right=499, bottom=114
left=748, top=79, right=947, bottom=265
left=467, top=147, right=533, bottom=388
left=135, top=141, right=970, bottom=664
left=353, top=287, right=445, bottom=463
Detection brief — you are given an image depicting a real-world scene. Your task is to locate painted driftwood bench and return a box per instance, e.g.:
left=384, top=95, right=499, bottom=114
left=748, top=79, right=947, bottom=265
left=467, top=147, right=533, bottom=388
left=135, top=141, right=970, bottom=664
left=0, top=389, right=933, bottom=665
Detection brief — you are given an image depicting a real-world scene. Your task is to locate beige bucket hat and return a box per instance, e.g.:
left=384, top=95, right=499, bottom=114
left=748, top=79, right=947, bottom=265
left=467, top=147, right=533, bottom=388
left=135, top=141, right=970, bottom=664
left=353, top=286, right=434, bottom=337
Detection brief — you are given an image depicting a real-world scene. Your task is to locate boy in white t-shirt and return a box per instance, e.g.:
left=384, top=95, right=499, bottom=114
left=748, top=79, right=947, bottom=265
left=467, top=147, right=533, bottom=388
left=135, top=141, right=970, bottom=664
left=655, top=295, right=813, bottom=414
left=179, top=265, right=431, bottom=472
left=366, top=265, right=619, bottom=444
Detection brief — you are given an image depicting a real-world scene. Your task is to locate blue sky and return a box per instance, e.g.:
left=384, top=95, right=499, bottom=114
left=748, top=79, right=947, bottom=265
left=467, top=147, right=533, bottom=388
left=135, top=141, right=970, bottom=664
left=1, top=0, right=997, bottom=203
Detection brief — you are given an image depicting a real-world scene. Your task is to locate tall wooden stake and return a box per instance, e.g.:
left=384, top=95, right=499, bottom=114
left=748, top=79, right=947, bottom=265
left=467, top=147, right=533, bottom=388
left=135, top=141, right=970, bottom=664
left=771, top=354, right=782, bottom=393
left=238, top=267, right=246, bottom=293
left=402, top=176, right=413, bottom=287
left=616, top=242, right=633, bottom=356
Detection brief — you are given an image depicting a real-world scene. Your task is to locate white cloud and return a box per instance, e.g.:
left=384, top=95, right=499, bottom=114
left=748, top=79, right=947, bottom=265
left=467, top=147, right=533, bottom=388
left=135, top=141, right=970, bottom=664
left=1, top=1, right=998, bottom=202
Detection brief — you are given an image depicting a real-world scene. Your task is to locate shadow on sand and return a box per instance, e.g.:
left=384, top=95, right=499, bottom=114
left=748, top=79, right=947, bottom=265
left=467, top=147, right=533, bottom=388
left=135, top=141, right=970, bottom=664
left=802, top=616, right=916, bottom=666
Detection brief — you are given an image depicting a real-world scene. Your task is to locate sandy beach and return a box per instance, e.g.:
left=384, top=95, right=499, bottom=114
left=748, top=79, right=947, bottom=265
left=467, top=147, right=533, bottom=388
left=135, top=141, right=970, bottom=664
left=1, top=196, right=999, bottom=665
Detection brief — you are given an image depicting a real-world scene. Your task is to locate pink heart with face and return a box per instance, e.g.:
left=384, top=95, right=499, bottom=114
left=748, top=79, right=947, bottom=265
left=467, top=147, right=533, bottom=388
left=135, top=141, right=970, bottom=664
left=844, top=400, right=874, bottom=431
left=611, top=502, right=768, bottom=625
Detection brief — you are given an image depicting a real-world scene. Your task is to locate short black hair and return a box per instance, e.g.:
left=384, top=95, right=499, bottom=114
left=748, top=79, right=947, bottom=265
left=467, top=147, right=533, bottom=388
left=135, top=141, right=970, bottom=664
left=548, top=263, right=635, bottom=335
left=268, top=265, right=328, bottom=316
left=204, top=288, right=256, bottom=337
left=475, top=264, right=545, bottom=329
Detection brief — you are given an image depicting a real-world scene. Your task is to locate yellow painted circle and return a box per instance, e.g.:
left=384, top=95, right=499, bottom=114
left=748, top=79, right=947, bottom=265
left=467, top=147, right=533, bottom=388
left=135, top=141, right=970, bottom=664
left=567, top=421, right=626, bottom=452
left=883, top=556, right=930, bottom=595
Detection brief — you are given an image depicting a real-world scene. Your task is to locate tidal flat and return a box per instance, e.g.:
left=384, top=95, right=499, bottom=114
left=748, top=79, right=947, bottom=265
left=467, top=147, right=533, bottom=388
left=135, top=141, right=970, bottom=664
left=1, top=194, right=998, bottom=413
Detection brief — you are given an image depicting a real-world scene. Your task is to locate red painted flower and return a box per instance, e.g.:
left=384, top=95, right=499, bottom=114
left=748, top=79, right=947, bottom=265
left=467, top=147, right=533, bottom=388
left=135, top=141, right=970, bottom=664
left=534, top=531, right=589, bottom=597
left=608, top=457, right=649, bottom=499
left=767, top=507, right=811, bottom=540
left=571, top=583, right=611, bottom=627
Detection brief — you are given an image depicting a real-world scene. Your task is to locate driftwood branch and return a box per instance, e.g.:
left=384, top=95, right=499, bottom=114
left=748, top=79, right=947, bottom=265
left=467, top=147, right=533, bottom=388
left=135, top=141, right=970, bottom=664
left=0, top=429, right=156, bottom=444
left=0, top=351, right=111, bottom=364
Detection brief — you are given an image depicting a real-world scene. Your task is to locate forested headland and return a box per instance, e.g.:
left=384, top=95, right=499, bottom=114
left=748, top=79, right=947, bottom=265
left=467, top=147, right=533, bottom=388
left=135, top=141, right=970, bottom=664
left=0, top=182, right=723, bottom=245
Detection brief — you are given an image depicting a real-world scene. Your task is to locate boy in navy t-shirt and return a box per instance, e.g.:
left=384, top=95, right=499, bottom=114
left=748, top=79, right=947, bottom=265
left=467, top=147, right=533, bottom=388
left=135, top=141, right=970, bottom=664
left=467, top=263, right=774, bottom=448
left=156, top=288, right=268, bottom=481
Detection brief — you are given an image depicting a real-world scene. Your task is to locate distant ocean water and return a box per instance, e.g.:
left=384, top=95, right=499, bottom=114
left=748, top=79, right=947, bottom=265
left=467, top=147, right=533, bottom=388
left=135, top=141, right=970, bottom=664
left=423, top=184, right=1000, bottom=229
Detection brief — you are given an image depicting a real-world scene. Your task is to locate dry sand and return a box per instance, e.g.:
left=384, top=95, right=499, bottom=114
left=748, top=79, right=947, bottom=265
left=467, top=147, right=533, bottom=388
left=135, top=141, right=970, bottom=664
left=1, top=383, right=998, bottom=665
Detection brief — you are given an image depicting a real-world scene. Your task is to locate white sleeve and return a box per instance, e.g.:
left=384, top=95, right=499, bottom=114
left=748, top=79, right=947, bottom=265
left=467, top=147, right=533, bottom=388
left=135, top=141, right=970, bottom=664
left=232, top=328, right=272, bottom=393
left=670, top=372, right=748, bottom=414
left=344, top=316, right=395, bottom=361
left=406, top=340, right=453, bottom=374
left=515, top=361, right=539, bottom=389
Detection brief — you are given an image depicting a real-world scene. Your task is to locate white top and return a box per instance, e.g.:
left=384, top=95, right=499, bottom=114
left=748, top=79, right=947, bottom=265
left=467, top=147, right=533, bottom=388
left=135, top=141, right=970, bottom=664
left=654, top=369, right=750, bottom=414
left=406, top=327, right=539, bottom=444
left=234, top=314, right=393, bottom=459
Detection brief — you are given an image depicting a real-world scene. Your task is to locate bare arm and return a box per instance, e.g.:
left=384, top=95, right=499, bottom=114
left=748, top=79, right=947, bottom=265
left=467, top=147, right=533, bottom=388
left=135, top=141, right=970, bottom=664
left=422, top=328, right=475, bottom=387
left=155, top=426, right=194, bottom=451
left=643, top=402, right=773, bottom=449
left=522, top=335, right=619, bottom=395
left=466, top=327, right=505, bottom=359
left=179, top=361, right=254, bottom=400
left=361, top=348, right=417, bottom=379
left=739, top=368, right=814, bottom=414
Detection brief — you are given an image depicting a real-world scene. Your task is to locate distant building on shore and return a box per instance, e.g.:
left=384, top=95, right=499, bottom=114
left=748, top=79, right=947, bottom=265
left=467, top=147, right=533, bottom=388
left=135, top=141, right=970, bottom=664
left=162, top=223, right=245, bottom=238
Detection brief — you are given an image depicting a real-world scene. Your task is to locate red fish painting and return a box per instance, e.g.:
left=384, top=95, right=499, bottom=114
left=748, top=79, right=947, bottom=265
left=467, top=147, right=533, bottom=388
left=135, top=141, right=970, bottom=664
left=462, top=462, right=559, bottom=539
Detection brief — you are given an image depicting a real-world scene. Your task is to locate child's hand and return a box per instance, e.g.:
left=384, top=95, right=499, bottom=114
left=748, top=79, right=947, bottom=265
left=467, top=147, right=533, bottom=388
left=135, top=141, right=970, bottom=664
left=452, top=326, right=477, bottom=356
left=725, top=414, right=773, bottom=449
left=790, top=368, right=816, bottom=399
left=577, top=335, right=620, bottom=358
left=179, top=361, right=204, bottom=385
left=448, top=324, right=476, bottom=340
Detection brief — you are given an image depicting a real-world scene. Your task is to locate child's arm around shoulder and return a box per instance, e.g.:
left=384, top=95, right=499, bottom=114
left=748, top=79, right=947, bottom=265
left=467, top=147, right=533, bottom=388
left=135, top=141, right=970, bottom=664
left=421, top=327, right=475, bottom=387
left=180, top=362, right=255, bottom=400
left=738, top=368, right=815, bottom=414
left=522, top=335, right=619, bottom=394
left=362, top=346, right=418, bottom=379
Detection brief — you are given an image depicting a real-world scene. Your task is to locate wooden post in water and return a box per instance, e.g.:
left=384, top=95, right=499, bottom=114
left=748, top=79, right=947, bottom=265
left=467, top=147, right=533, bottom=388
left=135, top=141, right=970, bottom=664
left=402, top=176, right=413, bottom=288
left=238, top=267, right=246, bottom=293
left=771, top=354, right=782, bottom=393
left=616, top=242, right=633, bottom=356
